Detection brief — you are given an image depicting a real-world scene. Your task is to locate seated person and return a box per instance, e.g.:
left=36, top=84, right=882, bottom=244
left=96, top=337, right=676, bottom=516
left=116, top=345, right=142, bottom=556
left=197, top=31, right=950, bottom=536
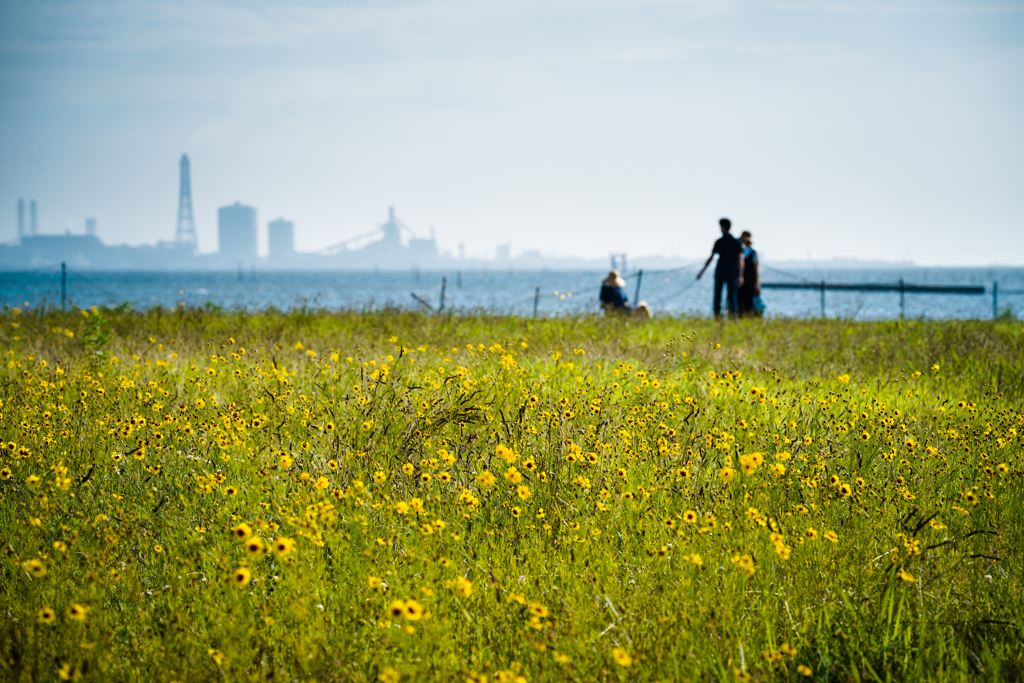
left=600, top=270, right=630, bottom=312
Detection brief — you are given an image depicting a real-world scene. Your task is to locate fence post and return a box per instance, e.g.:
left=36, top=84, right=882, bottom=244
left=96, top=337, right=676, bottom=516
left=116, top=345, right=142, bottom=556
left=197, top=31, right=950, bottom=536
left=899, top=279, right=905, bottom=318
left=61, top=262, right=67, bottom=310
left=533, top=287, right=540, bottom=318
left=634, top=269, right=644, bottom=306
left=820, top=280, right=825, bottom=318
left=439, top=276, right=447, bottom=312
left=993, top=281, right=998, bottom=319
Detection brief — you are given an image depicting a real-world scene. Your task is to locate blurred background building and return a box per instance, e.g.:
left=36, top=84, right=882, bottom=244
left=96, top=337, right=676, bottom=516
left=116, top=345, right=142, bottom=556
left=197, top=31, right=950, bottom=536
left=218, top=202, right=257, bottom=262
left=0, top=157, right=582, bottom=271
left=268, top=218, right=294, bottom=261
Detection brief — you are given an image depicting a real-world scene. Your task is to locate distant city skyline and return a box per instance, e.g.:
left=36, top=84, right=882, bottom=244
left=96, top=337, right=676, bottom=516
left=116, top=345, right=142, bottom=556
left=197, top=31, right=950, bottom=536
left=1, top=0, right=1022, bottom=266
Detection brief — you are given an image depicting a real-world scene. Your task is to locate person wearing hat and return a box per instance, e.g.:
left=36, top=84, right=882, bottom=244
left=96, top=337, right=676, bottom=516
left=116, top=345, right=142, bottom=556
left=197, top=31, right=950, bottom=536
left=696, top=217, right=744, bottom=318
left=600, top=270, right=631, bottom=313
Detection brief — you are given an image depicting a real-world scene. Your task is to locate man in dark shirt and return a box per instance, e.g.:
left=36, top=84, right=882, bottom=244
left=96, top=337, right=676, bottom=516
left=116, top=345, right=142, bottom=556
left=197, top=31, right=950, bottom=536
left=696, top=217, right=744, bottom=318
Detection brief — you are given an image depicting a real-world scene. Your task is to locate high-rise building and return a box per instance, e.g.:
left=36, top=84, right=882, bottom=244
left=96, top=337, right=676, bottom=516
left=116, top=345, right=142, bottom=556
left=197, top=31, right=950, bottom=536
left=30, top=200, right=37, bottom=236
left=268, top=218, right=294, bottom=259
left=17, top=199, right=24, bottom=240
left=218, top=202, right=257, bottom=260
left=86, top=218, right=97, bottom=237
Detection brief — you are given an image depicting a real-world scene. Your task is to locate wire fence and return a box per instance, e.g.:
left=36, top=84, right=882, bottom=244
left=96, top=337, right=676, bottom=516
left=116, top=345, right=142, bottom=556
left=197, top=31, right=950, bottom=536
left=1, top=263, right=1023, bottom=320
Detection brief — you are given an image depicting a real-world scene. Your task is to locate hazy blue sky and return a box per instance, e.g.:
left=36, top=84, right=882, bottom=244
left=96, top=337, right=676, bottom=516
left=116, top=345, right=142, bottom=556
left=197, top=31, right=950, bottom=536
left=1, top=0, right=1022, bottom=264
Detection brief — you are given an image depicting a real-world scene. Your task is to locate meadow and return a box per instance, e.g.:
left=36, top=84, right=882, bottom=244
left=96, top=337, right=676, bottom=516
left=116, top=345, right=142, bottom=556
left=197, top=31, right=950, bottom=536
left=1, top=306, right=1022, bottom=682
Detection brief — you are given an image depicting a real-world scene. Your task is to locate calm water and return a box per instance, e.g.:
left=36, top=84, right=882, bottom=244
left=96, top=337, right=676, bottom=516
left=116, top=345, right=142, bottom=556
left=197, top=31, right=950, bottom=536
left=2, top=265, right=1023, bottom=320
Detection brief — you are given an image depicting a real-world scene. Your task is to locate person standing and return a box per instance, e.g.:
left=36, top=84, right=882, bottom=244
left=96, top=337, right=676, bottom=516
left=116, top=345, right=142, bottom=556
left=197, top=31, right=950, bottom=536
left=696, top=218, right=744, bottom=318
left=737, top=230, right=761, bottom=317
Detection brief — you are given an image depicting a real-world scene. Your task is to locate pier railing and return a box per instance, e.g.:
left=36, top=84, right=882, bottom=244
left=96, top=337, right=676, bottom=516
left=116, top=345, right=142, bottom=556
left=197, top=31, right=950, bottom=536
left=5, top=262, right=1022, bottom=319
left=759, top=279, right=1021, bottom=318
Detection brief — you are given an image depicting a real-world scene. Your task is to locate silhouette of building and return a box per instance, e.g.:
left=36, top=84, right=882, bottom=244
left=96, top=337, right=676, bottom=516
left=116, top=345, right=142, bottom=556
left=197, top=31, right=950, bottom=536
left=408, top=225, right=438, bottom=262
left=268, top=218, right=294, bottom=259
left=3, top=156, right=543, bottom=271
left=176, top=155, right=198, bottom=253
left=316, top=207, right=444, bottom=270
left=18, top=234, right=105, bottom=267
left=407, top=238, right=438, bottom=262
left=3, top=155, right=576, bottom=271
left=218, top=202, right=257, bottom=261
left=379, top=206, right=402, bottom=250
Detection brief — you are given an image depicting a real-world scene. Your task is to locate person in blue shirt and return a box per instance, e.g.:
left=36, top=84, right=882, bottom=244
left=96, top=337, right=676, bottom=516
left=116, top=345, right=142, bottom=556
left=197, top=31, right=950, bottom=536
left=696, top=218, right=744, bottom=318
left=599, top=270, right=630, bottom=313
left=737, top=230, right=762, bottom=317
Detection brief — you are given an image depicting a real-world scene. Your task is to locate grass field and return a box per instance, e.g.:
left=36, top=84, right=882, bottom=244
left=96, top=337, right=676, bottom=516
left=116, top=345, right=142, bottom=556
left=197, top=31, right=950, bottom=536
left=1, top=307, right=1022, bottom=681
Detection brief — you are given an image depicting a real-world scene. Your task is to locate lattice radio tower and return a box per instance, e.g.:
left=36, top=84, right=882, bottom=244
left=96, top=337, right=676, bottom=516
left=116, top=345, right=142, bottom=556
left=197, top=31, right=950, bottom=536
left=175, top=154, right=198, bottom=251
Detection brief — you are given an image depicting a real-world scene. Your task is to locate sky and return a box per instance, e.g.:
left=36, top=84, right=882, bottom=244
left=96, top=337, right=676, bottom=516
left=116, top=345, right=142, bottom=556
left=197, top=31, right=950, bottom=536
left=0, top=0, right=1022, bottom=265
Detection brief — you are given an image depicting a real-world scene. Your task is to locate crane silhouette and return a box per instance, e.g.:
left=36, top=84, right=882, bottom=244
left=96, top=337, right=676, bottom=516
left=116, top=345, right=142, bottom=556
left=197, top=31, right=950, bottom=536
left=320, top=206, right=418, bottom=255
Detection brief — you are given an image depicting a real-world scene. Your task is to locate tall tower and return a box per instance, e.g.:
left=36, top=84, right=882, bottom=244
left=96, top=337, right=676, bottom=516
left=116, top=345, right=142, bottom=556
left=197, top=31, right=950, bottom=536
left=175, top=154, right=198, bottom=252
left=30, top=200, right=37, bottom=236
left=17, top=199, right=24, bottom=240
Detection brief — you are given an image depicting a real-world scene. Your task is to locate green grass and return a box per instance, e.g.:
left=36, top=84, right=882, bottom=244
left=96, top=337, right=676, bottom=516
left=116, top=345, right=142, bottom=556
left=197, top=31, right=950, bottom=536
left=1, top=307, right=1022, bottom=681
